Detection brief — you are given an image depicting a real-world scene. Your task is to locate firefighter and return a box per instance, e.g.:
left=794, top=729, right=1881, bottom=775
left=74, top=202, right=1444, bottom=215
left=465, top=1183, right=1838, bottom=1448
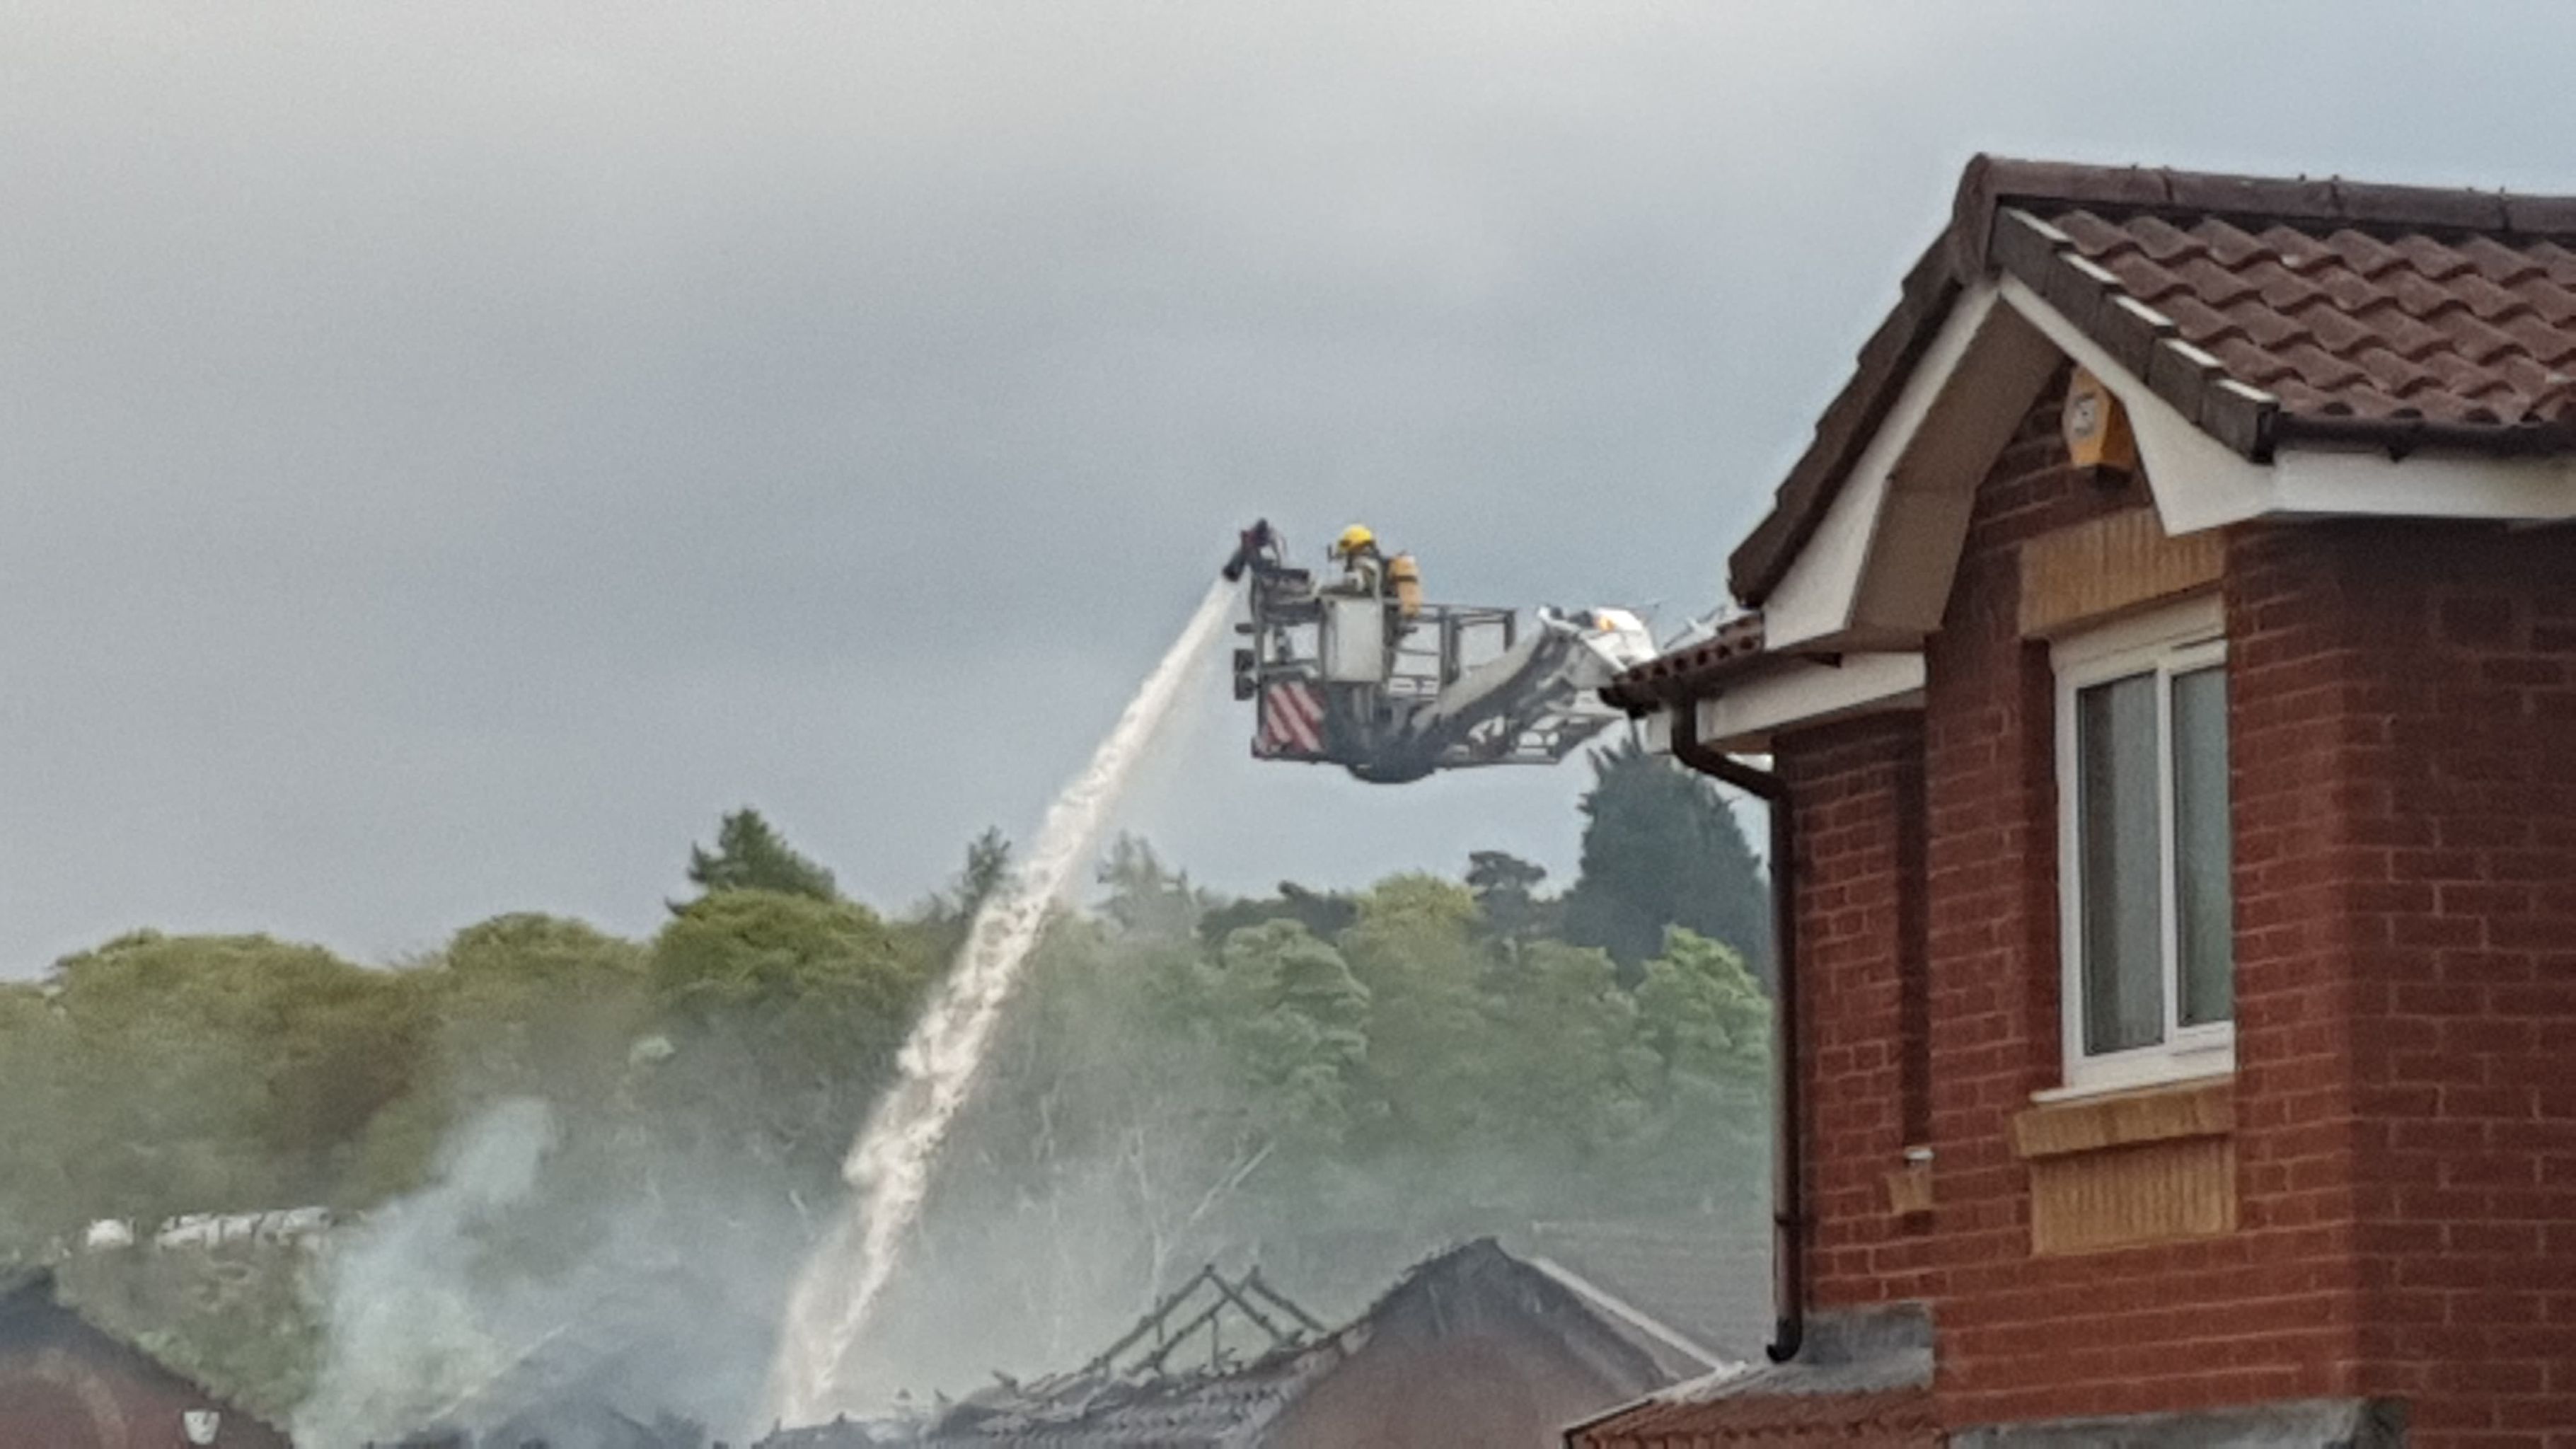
left=1329, top=524, right=1385, bottom=598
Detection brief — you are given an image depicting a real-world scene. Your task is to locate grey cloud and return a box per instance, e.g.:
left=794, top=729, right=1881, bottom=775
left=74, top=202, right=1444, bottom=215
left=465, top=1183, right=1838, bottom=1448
left=4, top=1, right=2573, bottom=968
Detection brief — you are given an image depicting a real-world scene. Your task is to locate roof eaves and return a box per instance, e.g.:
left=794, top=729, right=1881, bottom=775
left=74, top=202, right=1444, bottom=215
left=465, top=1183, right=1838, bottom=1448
left=1600, top=614, right=1768, bottom=713
left=1728, top=155, right=2576, bottom=610
left=1523, top=1254, right=1729, bottom=1378
left=1984, top=207, right=2281, bottom=461
left=1727, top=240, right=1968, bottom=607
left=1974, top=161, right=2576, bottom=460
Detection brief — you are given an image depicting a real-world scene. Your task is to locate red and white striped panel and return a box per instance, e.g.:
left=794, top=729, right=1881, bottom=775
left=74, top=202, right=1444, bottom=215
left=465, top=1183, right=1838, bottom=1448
left=1257, top=680, right=1324, bottom=757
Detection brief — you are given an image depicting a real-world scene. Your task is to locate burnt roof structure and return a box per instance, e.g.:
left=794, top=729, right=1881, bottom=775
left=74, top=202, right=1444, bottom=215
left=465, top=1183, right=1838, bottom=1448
left=766, top=1240, right=1723, bottom=1449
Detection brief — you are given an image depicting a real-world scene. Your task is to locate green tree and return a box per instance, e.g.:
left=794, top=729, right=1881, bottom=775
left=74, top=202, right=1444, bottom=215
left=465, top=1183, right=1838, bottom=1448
left=345, top=914, right=652, bottom=1204
left=1206, top=920, right=1372, bottom=1156
left=647, top=890, right=932, bottom=1193
left=1465, top=850, right=1552, bottom=948
left=1633, top=927, right=1772, bottom=1095
left=1560, top=739, right=1772, bottom=981
left=1196, top=881, right=1358, bottom=949
left=1616, top=926, right=1773, bottom=1213
left=1478, top=938, right=1648, bottom=1153
left=43, top=932, right=426, bottom=1220
left=0, top=982, right=81, bottom=1259
left=1098, top=834, right=1203, bottom=942
left=956, top=826, right=1012, bottom=916
left=916, top=827, right=1015, bottom=964
left=679, top=807, right=838, bottom=904
left=1336, top=876, right=1489, bottom=1154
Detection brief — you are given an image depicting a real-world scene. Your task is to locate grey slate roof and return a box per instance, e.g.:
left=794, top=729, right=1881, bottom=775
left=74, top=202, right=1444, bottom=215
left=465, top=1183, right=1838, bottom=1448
left=1513, top=1219, right=1769, bottom=1366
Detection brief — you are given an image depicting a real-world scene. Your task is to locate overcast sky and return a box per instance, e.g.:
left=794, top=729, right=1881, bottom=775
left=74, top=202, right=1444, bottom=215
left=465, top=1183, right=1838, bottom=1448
left=6, top=2, right=2575, bottom=973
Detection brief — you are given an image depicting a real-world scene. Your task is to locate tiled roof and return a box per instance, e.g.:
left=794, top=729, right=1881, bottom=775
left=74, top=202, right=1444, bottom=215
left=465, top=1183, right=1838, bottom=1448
left=1599, top=613, right=1766, bottom=715
left=2004, top=196, right=2576, bottom=453
left=1730, top=156, right=2576, bottom=607
left=1515, top=1220, right=1768, bottom=1365
left=1571, top=1304, right=1937, bottom=1448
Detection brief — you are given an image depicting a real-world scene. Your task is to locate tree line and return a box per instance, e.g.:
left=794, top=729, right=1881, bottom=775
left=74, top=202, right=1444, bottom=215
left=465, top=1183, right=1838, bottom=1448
left=0, top=739, right=1774, bottom=1412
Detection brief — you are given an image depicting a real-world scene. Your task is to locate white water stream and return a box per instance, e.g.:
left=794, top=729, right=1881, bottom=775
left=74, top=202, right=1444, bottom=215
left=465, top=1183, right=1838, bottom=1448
left=766, top=577, right=1240, bottom=1426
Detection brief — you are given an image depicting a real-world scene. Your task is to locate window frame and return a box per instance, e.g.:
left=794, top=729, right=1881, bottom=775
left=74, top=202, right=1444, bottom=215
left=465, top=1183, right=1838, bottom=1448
left=2049, top=594, right=2233, bottom=1096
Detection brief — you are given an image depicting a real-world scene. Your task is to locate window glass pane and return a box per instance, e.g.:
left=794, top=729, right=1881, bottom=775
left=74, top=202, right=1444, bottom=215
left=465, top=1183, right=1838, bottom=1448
left=2078, top=673, right=2164, bottom=1055
left=2173, top=664, right=2233, bottom=1026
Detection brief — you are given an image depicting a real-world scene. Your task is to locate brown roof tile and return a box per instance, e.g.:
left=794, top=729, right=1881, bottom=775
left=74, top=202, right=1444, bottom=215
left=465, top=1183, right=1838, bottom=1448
left=1573, top=1385, right=1941, bottom=1447
left=1599, top=613, right=1766, bottom=714
left=1728, top=156, right=2576, bottom=607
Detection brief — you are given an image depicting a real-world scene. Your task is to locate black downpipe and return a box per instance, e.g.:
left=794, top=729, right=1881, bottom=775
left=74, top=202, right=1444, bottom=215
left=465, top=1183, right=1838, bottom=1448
left=1671, top=709, right=1803, bottom=1365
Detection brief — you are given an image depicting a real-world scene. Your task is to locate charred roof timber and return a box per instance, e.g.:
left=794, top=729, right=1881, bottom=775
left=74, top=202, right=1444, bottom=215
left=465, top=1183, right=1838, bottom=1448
left=1080, top=1265, right=1325, bottom=1382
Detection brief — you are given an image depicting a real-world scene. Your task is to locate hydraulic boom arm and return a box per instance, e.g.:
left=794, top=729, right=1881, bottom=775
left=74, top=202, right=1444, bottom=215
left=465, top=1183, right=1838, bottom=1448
left=1221, top=519, right=1656, bottom=783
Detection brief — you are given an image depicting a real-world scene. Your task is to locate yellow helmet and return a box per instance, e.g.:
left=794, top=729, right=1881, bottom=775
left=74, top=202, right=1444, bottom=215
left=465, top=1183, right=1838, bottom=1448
left=1333, top=524, right=1376, bottom=558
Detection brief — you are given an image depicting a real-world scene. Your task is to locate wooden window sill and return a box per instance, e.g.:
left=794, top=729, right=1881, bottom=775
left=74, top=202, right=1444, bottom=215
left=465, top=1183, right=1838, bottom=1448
left=2012, top=1078, right=2236, bottom=1255
left=2010, top=1076, right=2232, bottom=1162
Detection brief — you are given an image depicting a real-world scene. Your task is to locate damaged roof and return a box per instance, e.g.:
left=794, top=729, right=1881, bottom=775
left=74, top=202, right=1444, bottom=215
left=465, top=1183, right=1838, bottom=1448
left=774, top=1240, right=1716, bottom=1449
left=1731, top=155, right=2576, bottom=608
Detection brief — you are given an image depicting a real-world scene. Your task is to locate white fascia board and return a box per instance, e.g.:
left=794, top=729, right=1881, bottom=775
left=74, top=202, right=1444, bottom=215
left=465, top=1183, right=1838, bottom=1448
left=1764, top=284, right=2002, bottom=650
left=1997, top=275, right=2576, bottom=529
left=1637, top=707, right=1674, bottom=757
left=1688, top=652, right=1927, bottom=754
left=2270, top=446, right=2576, bottom=520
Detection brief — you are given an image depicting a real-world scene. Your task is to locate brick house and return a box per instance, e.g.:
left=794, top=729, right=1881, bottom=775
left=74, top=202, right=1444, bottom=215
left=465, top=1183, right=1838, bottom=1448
left=1576, top=157, right=2576, bottom=1446
left=0, top=1269, right=289, bottom=1449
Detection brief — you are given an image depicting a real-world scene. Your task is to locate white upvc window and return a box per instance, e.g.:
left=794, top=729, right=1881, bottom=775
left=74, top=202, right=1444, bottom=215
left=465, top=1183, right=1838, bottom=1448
left=2051, top=595, right=2233, bottom=1094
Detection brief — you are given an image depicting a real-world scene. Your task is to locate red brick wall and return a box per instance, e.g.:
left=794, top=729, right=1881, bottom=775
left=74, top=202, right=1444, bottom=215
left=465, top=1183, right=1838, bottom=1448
left=2236, top=521, right=2576, bottom=1447
left=1769, top=398, right=2390, bottom=1433
left=1776, top=710, right=1928, bottom=1313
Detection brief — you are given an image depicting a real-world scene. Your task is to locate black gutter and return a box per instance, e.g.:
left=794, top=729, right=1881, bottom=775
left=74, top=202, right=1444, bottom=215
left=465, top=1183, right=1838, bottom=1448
left=2262, top=410, right=2576, bottom=463
left=1670, top=707, right=1804, bottom=1366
